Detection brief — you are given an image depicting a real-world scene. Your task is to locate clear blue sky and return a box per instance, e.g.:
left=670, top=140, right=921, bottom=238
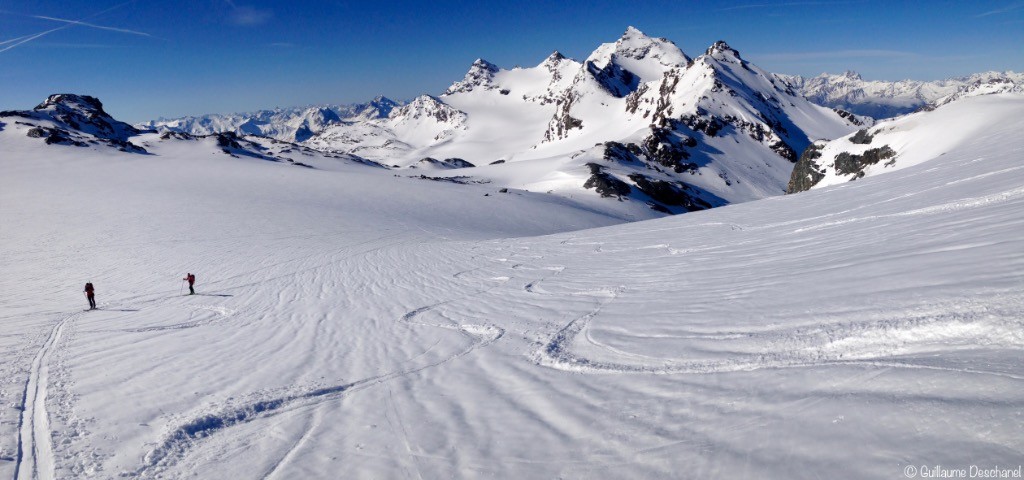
left=2, top=0, right=1022, bottom=122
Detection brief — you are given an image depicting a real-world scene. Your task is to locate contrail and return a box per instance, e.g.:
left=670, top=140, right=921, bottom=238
left=0, top=33, right=34, bottom=46
left=0, top=1, right=136, bottom=54
left=0, top=25, right=69, bottom=53
left=32, top=14, right=152, bottom=37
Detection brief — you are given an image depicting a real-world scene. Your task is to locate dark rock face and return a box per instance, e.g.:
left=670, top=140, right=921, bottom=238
left=216, top=132, right=244, bottom=150
left=642, top=128, right=696, bottom=173
left=26, top=126, right=86, bottom=147
left=544, top=92, right=584, bottom=141
left=849, top=129, right=874, bottom=144
left=628, top=173, right=711, bottom=212
left=583, top=163, right=631, bottom=198
left=602, top=141, right=643, bottom=164
left=770, top=141, right=798, bottom=162
left=489, top=159, right=506, bottom=165
left=678, top=114, right=723, bottom=137
left=833, top=108, right=869, bottom=126
left=444, top=158, right=476, bottom=168
left=787, top=143, right=825, bottom=193
left=834, top=145, right=896, bottom=177
left=413, top=157, right=475, bottom=169
left=586, top=60, right=638, bottom=98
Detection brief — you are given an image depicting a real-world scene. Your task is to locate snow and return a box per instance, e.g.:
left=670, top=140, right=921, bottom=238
left=810, top=93, right=1024, bottom=188
left=3, top=84, right=1024, bottom=479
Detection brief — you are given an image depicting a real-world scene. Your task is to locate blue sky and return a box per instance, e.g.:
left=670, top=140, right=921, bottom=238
left=1, top=0, right=1022, bottom=122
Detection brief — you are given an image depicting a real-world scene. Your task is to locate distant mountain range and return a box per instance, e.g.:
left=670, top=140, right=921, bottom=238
left=778, top=70, right=1023, bottom=119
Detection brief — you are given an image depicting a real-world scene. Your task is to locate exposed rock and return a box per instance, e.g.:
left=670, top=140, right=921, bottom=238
left=444, top=158, right=476, bottom=168
left=832, top=108, right=870, bottom=126
left=641, top=128, right=695, bottom=173
left=678, top=113, right=724, bottom=137
left=583, top=163, right=631, bottom=199
left=850, top=129, right=873, bottom=144
left=834, top=146, right=896, bottom=176
left=33, top=94, right=144, bottom=142
left=543, top=92, right=584, bottom=141
left=787, top=143, right=826, bottom=193
left=628, top=173, right=711, bottom=212
left=602, top=141, right=643, bottom=164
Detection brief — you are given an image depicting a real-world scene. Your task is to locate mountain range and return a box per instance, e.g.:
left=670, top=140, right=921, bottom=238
left=778, top=70, right=1023, bottom=118
left=6, top=27, right=1023, bottom=218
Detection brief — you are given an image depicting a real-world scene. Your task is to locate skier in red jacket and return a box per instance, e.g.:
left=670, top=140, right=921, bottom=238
left=84, top=282, right=96, bottom=309
left=183, top=273, right=196, bottom=295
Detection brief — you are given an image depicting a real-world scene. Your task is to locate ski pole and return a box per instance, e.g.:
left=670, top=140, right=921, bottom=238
left=180, top=279, right=185, bottom=296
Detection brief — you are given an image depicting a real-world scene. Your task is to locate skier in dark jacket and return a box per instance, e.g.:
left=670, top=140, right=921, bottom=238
left=184, top=273, right=196, bottom=295
left=84, top=282, right=96, bottom=309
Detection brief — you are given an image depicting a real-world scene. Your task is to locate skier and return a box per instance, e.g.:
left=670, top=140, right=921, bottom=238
left=84, top=282, right=96, bottom=310
left=183, top=273, right=196, bottom=295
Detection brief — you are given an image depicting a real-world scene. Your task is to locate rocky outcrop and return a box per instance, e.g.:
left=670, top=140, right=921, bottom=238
left=583, top=163, right=631, bottom=199
left=787, top=143, right=826, bottom=193
left=641, top=128, right=696, bottom=173
left=834, top=146, right=896, bottom=177
left=849, top=129, right=873, bottom=144
left=627, top=173, right=711, bottom=212
left=543, top=92, right=584, bottom=141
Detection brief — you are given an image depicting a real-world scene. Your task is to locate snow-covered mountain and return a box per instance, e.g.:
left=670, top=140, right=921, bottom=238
left=0, top=94, right=152, bottom=153
left=1, top=93, right=387, bottom=171
left=778, top=70, right=1024, bottom=119
left=142, top=96, right=400, bottom=143
left=308, top=27, right=862, bottom=214
left=787, top=88, right=1024, bottom=193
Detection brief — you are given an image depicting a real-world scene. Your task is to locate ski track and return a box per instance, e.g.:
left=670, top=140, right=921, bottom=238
left=14, top=312, right=75, bottom=480
left=533, top=293, right=1024, bottom=376
left=132, top=276, right=507, bottom=478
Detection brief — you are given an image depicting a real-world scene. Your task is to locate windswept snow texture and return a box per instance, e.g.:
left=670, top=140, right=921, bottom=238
left=3, top=86, right=1024, bottom=479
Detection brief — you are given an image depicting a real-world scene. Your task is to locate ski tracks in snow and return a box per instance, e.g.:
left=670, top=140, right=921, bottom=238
left=132, top=269, right=510, bottom=477
left=14, top=312, right=77, bottom=480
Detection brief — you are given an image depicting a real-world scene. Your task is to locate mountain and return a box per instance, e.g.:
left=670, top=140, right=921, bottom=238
left=787, top=87, right=1024, bottom=193
left=0, top=93, right=388, bottom=171
left=778, top=70, right=1024, bottom=119
left=308, top=28, right=862, bottom=214
left=142, top=96, right=400, bottom=143
left=0, top=94, right=151, bottom=153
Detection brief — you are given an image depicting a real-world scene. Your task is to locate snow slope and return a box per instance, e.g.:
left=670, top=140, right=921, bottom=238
left=2, top=83, right=1024, bottom=479
left=778, top=70, right=1024, bottom=119
left=788, top=92, right=1024, bottom=192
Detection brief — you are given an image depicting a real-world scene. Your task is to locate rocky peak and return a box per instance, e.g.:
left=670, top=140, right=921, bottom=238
left=542, top=51, right=567, bottom=68
left=34, top=94, right=107, bottom=116
left=443, top=58, right=500, bottom=96
left=841, top=70, right=863, bottom=81
left=30, top=93, right=142, bottom=142
left=354, top=96, right=399, bottom=120
left=704, top=41, right=741, bottom=60
left=390, top=95, right=465, bottom=125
